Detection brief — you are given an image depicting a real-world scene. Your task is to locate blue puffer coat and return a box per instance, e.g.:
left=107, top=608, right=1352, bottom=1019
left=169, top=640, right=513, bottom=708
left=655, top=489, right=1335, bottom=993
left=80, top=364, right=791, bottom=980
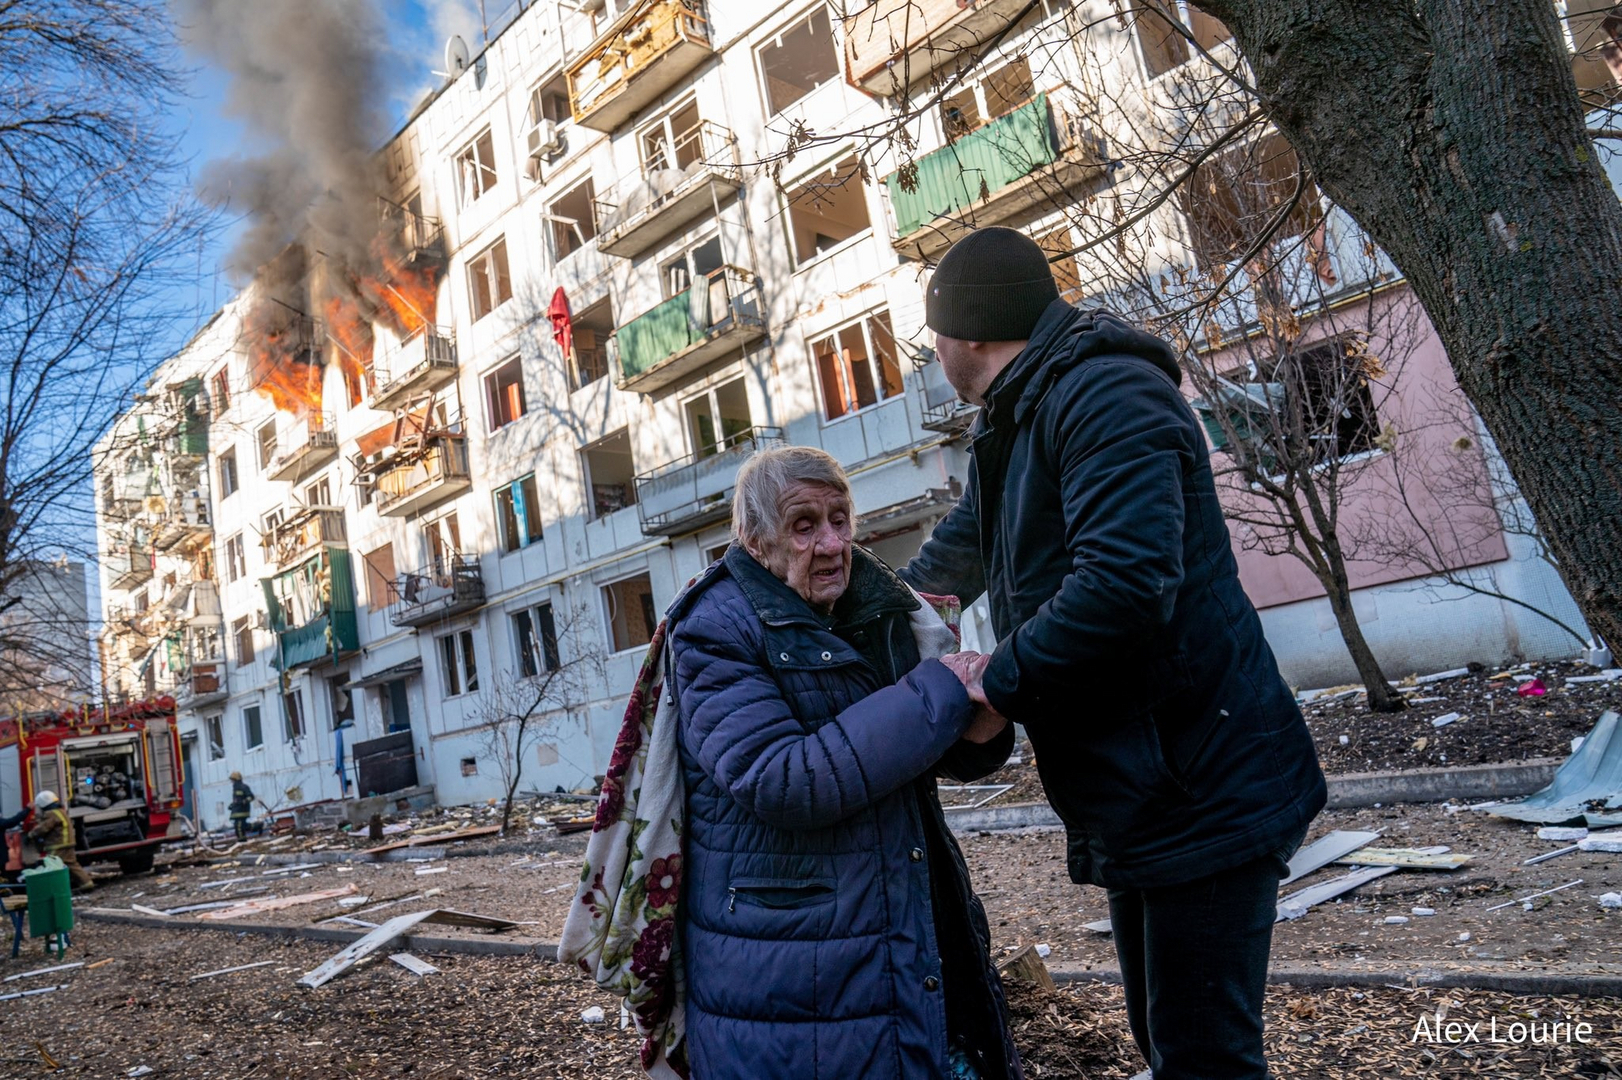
left=667, top=544, right=1022, bottom=1080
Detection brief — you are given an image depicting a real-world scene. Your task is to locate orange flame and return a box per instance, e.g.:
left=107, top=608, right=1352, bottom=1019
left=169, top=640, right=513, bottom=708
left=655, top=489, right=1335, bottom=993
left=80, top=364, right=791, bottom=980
left=324, top=294, right=374, bottom=408
left=366, top=236, right=439, bottom=336
left=246, top=304, right=323, bottom=416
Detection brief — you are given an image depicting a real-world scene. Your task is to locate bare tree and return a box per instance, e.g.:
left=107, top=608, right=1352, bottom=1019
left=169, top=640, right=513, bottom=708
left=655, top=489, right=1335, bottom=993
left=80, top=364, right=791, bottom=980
left=473, top=604, right=605, bottom=835
left=0, top=1, right=213, bottom=698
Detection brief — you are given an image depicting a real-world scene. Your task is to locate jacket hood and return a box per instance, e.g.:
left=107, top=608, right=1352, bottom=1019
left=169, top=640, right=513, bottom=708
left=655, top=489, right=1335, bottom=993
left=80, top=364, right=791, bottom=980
left=982, top=300, right=1182, bottom=429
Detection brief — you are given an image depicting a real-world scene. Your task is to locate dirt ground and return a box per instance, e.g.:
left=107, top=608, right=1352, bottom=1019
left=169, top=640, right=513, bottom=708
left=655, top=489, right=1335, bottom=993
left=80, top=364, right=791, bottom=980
left=1, top=921, right=1618, bottom=1079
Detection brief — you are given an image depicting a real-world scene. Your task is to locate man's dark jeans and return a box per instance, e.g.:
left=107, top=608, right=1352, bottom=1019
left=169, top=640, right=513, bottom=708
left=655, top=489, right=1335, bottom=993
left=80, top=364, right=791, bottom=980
left=1106, top=833, right=1303, bottom=1080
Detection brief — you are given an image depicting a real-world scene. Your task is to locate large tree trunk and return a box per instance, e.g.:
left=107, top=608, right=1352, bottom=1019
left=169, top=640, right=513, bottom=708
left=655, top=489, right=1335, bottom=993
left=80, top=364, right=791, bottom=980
left=1196, top=0, right=1622, bottom=647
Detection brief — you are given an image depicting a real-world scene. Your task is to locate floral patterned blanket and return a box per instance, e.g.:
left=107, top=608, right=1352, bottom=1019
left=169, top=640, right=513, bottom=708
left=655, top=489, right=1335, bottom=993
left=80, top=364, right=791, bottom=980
left=559, top=588, right=962, bottom=1078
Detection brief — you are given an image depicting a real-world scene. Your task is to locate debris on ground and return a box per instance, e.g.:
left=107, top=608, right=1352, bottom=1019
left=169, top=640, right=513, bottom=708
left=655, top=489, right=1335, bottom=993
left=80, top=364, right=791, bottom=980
left=298, top=909, right=517, bottom=989
left=1481, top=711, right=1622, bottom=826
left=1485, top=879, right=1584, bottom=912
left=388, top=952, right=439, bottom=976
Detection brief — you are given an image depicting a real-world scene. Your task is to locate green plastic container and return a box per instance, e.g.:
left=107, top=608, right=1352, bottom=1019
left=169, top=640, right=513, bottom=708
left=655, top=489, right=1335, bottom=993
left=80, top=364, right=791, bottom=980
left=22, top=856, right=72, bottom=944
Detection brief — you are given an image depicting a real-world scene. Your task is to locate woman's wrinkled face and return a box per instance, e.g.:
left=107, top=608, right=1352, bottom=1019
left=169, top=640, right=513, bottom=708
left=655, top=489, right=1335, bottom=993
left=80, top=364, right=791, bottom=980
left=753, top=482, right=853, bottom=614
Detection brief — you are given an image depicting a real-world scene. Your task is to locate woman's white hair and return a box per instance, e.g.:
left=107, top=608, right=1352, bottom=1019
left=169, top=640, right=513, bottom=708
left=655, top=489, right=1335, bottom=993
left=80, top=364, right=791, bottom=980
left=732, top=445, right=854, bottom=548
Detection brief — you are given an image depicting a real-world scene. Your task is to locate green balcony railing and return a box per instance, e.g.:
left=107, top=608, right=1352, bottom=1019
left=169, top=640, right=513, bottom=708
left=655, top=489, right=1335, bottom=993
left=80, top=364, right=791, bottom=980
left=616, top=266, right=760, bottom=383
left=885, top=93, right=1059, bottom=238
left=261, top=546, right=359, bottom=670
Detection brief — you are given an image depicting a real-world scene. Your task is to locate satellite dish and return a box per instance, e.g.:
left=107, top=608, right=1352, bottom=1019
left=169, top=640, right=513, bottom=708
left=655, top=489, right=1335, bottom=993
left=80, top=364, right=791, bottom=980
left=444, top=35, right=471, bottom=78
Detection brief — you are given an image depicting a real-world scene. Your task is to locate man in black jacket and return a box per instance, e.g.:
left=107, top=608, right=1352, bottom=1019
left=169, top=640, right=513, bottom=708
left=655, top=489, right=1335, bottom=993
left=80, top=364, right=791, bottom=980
left=898, top=228, right=1326, bottom=1080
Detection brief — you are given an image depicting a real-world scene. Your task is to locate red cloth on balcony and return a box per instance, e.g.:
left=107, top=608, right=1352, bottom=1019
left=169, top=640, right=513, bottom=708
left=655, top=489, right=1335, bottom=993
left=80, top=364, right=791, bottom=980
left=549, top=287, right=573, bottom=361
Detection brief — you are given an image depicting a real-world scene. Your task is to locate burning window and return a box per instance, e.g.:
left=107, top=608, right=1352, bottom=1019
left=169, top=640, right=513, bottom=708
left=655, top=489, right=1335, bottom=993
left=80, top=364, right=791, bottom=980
left=457, top=128, right=499, bottom=207
left=495, top=473, right=543, bottom=552
left=468, top=237, right=513, bottom=321
left=549, top=180, right=599, bottom=259
left=1131, top=0, right=1232, bottom=78
left=812, top=310, right=904, bottom=422
left=224, top=534, right=247, bottom=583
left=568, top=297, right=615, bottom=391
left=210, top=369, right=231, bottom=417
left=362, top=543, right=396, bottom=610
left=484, top=356, right=527, bottom=430
left=243, top=705, right=263, bottom=750
left=218, top=449, right=239, bottom=498
left=439, top=629, right=479, bottom=696
left=758, top=6, right=839, bottom=115
left=513, top=601, right=560, bottom=677
left=205, top=715, right=225, bottom=760
left=283, top=689, right=306, bottom=741
left=581, top=428, right=637, bottom=520
left=602, top=572, right=657, bottom=653
left=785, top=156, right=871, bottom=265
left=232, top=615, right=253, bottom=666
left=256, top=421, right=278, bottom=471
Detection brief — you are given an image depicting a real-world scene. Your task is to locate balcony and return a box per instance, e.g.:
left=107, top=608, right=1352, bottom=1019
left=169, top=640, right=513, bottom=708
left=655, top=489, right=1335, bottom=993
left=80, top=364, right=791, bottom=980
left=263, top=546, right=360, bottom=670
left=268, top=414, right=339, bottom=484
left=106, top=544, right=154, bottom=591
left=370, top=327, right=458, bottom=413
left=917, top=361, right=978, bottom=435
left=379, top=199, right=446, bottom=265
left=375, top=435, right=471, bottom=518
left=884, top=92, right=1108, bottom=260
left=390, top=556, right=485, bottom=629
left=596, top=121, right=742, bottom=257
left=844, top=0, right=1035, bottom=97
left=615, top=266, right=765, bottom=394
left=565, top=0, right=713, bottom=132
left=177, top=660, right=228, bottom=709
left=633, top=427, right=783, bottom=536
left=152, top=494, right=212, bottom=552
left=261, top=506, right=348, bottom=571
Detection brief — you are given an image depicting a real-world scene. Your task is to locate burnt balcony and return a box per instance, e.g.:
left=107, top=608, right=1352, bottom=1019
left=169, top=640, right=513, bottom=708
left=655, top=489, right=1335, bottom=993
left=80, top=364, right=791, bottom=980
left=390, top=556, right=485, bottom=629
left=379, top=199, right=446, bottom=265
left=268, top=413, right=339, bottom=484
left=566, top=0, right=714, bottom=132
left=370, top=327, right=458, bottom=413
left=844, top=0, right=1035, bottom=97
left=106, top=543, right=154, bottom=591
left=595, top=121, right=742, bottom=257
left=615, top=266, right=765, bottom=394
left=261, top=506, right=348, bottom=571
left=884, top=92, right=1108, bottom=260
left=152, top=493, right=212, bottom=552
left=375, top=434, right=471, bottom=518
left=633, top=427, right=783, bottom=536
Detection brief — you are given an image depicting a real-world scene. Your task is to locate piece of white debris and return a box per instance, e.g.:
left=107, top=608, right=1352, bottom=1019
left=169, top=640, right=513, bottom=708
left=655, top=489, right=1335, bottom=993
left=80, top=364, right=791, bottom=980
left=1338, top=735, right=1350, bottom=746
left=1579, top=837, right=1622, bottom=854
left=1412, top=907, right=1436, bottom=917
left=1538, top=826, right=1589, bottom=842
left=1458, top=932, right=1471, bottom=942
left=581, top=1006, right=606, bottom=1024
left=1035, top=943, right=1052, bottom=959
left=128, top=1069, right=155, bottom=1078
left=1574, top=737, right=1587, bottom=754
left=1431, top=712, right=1462, bottom=728
left=1600, top=893, right=1622, bottom=910
left=1384, top=916, right=1409, bottom=925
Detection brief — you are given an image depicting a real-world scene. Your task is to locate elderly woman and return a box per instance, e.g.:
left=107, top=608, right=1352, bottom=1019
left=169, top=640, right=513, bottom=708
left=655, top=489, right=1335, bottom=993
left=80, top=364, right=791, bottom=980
left=666, top=445, right=1023, bottom=1080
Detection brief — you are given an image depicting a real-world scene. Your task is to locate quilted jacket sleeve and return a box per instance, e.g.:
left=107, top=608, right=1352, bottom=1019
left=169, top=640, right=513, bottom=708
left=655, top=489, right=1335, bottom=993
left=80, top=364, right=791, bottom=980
left=672, top=610, right=974, bottom=831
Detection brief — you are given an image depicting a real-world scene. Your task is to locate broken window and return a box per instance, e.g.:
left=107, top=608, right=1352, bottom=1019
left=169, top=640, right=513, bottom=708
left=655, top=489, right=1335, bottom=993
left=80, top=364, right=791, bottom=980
left=256, top=420, right=278, bottom=471
left=362, top=543, right=396, bottom=610
left=683, top=376, right=753, bottom=458
left=568, top=297, right=614, bottom=391
left=468, top=237, right=513, bottom=321
left=812, top=310, right=904, bottom=421
left=529, top=76, right=571, bottom=126
left=938, top=58, right=1035, bottom=141
left=218, top=449, right=239, bottom=498
left=1287, top=337, right=1382, bottom=461
left=243, top=704, right=263, bottom=750
left=602, top=572, right=657, bottom=653
left=785, top=156, right=871, bottom=265
left=513, top=601, right=561, bottom=677
left=1181, top=134, right=1324, bottom=271
left=305, top=476, right=331, bottom=507
left=439, top=629, right=479, bottom=696
left=205, top=714, right=225, bottom=761
left=283, top=689, right=306, bottom=741
left=422, top=512, right=462, bottom=579
left=660, top=235, right=724, bottom=299
left=484, top=356, right=527, bottom=430
left=495, top=473, right=543, bottom=552
left=639, top=100, right=703, bottom=172
left=1131, top=0, right=1231, bottom=79
left=581, top=428, right=637, bottom=520
left=758, top=6, right=839, bottom=115
left=330, top=677, right=355, bottom=731
left=549, top=179, right=598, bottom=259
left=224, top=534, right=246, bottom=583
left=210, top=369, right=231, bottom=417
left=457, top=128, right=499, bottom=207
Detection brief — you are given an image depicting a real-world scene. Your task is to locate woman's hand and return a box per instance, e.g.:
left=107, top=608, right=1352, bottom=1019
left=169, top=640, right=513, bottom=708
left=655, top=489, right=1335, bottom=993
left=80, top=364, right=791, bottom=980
left=961, top=705, right=1009, bottom=744
left=940, top=650, right=992, bottom=705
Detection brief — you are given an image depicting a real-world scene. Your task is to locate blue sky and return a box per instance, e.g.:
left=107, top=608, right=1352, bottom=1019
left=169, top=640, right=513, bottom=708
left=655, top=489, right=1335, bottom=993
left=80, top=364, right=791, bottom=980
left=164, top=0, right=485, bottom=329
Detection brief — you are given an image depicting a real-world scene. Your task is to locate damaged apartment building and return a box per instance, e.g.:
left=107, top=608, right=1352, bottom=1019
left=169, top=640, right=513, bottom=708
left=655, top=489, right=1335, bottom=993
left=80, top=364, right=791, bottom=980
left=94, top=0, right=1595, bottom=827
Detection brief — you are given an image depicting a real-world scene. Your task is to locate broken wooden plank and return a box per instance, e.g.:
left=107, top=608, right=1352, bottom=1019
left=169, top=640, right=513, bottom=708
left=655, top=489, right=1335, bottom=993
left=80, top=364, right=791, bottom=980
left=85, top=959, right=115, bottom=971
left=1279, top=830, right=1382, bottom=887
left=996, top=944, right=1055, bottom=992
left=3, top=962, right=83, bottom=982
left=162, top=900, right=243, bottom=916
left=389, top=952, right=439, bottom=976
left=361, top=824, right=501, bottom=857
left=327, top=916, right=379, bottom=929
left=190, top=960, right=277, bottom=982
left=261, top=863, right=324, bottom=876
left=1277, top=865, right=1397, bottom=922
left=199, top=884, right=358, bottom=921
left=130, top=904, right=172, bottom=918
left=1335, top=847, right=1473, bottom=871
left=298, top=909, right=519, bottom=989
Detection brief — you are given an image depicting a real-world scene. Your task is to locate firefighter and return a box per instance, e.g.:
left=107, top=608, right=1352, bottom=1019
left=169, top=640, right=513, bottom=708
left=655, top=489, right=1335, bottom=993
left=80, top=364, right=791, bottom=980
left=27, top=791, right=94, bottom=892
left=229, top=772, right=255, bottom=842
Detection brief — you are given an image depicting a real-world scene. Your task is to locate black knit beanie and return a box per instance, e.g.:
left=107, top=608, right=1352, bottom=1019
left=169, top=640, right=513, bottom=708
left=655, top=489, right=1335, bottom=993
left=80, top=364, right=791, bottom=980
left=925, top=227, right=1059, bottom=342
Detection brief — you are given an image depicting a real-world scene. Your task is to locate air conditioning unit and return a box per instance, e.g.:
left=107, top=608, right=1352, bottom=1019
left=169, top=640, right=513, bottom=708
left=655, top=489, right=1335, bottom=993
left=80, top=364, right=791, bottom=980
left=525, top=119, right=565, bottom=181
left=254, top=611, right=272, bottom=630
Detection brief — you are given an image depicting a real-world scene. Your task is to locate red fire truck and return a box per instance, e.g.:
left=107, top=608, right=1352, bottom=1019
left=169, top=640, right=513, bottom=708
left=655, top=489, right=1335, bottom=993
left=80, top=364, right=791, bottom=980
left=0, top=697, right=184, bottom=874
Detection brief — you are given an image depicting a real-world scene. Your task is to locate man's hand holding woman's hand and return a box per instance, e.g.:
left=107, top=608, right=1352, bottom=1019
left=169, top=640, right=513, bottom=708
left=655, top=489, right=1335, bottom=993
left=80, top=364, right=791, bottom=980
left=941, top=651, right=1008, bottom=744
